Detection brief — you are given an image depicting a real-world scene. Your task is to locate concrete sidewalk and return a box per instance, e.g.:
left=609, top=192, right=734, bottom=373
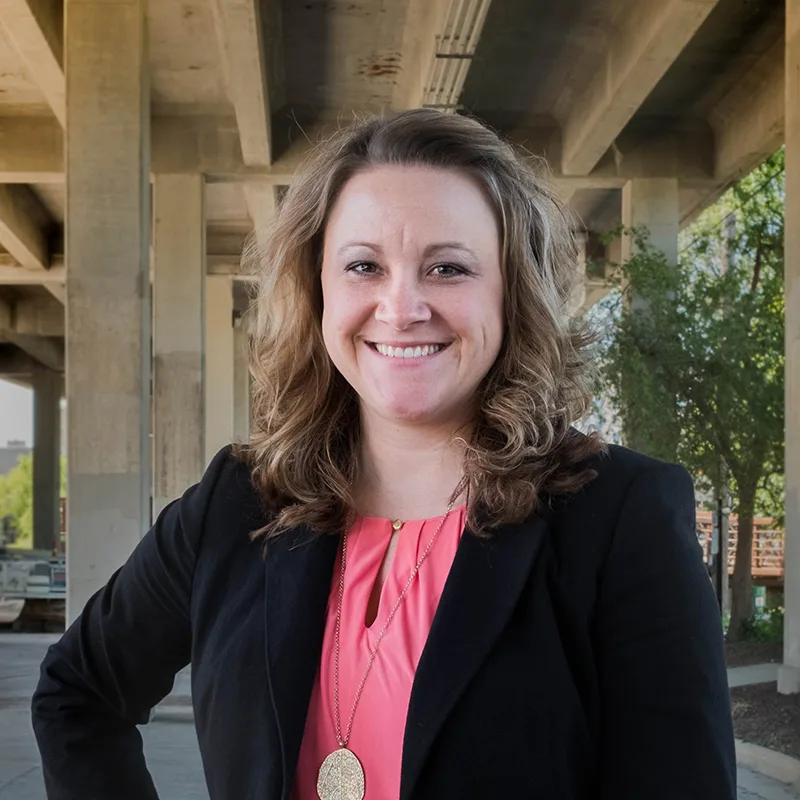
left=1, top=636, right=799, bottom=799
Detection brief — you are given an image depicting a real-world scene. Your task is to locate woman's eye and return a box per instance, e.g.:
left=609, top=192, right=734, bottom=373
left=431, top=263, right=465, bottom=278
left=346, top=261, right=379, bottom=275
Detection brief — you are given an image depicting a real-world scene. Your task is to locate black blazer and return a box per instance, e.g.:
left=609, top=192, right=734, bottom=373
left=32, top=442, right=736, bottom=800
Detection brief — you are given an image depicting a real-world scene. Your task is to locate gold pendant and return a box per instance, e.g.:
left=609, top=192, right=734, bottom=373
left=317, top=747, right=365, bottom=800
left=391, top=519, right=403, bottom=531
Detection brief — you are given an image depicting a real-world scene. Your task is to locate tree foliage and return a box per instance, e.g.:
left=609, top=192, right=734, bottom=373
left=0, top=453, right=67, bottom=550
left=596, top=151, right=786, bottom=638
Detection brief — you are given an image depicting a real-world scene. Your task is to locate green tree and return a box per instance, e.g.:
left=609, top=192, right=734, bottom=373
left=597, top=151, right=785, bottom=640
left=0, top=453, right=67, bottom=550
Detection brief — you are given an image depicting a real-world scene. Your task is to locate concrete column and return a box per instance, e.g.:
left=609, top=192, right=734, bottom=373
left=65, top=0, right=151, bottom=621
left=205, top=275, right=234, bottom=464
left=567, top=233, right=588, bottom=316
left=621, top=178, right=679, bottom=268
left=620, top=179, right=679, bottom=453
left=233, top=315, right=251, bottom=442
left=32, top=366, right=61, bottom=553
left=153, top=175, right=206, bottom=518
left=779, top=0, right=800, bottom=695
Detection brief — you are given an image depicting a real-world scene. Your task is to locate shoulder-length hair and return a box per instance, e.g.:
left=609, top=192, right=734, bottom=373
left=239, top=109, right=605, bottom=538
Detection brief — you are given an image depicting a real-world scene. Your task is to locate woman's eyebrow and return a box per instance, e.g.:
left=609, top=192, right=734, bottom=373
left=423, top=242, right=477, bottom=258
left=336, top=241, right=383, bottom=257
left=335, top=241, right=477, bottom=258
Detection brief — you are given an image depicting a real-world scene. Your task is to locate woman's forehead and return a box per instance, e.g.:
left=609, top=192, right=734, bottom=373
left=323, top=166, right=500, bottom=254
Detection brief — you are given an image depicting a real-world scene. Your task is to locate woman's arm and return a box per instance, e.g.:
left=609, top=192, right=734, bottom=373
left=31, top=446, right=233, bottom=800
left=595, top=462, right=736, bottom=799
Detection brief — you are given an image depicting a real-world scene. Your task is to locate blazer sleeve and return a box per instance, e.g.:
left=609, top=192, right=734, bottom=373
left=595, top=462, right=736, bottom=799
left=31, top=446, right=233, bottom=800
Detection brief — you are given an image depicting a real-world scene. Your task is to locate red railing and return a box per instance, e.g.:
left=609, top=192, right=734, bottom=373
left=696, top=511, right=784, bottom=578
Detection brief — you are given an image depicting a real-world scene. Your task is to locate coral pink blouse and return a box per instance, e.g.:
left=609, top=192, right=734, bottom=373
left=292, top=505, right=467, bottom=800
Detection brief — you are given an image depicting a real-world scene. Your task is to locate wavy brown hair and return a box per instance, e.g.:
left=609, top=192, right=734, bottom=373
left=238, top=109, right=605, bottom=538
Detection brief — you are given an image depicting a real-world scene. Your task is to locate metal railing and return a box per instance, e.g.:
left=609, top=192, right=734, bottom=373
left=696, top=511, right=784, bottom=578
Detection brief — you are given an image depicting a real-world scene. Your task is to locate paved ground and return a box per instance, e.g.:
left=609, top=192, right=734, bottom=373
left=1, top=635, right=799, bottom=799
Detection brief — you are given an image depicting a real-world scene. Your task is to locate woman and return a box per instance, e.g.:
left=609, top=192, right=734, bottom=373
left=32, top=110, right=735, bottom=799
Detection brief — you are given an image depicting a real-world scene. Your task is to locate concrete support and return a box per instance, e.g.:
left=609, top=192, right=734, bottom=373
left=779, top=0, right=800, bottom=696
left=567, top=233, right=587, bottom=316
left=32, top=366, right=60, bottom=552
left=621, top=178, right=679, bottom=267
left=153, top=175, right=206, bottom=518
left=65, top=0, right=151, bottom=621
left=233, top=316, right=250, bottom=442
left=620, top=178, right=679, bottom=454
left=205, top=275, right=234, bottom=465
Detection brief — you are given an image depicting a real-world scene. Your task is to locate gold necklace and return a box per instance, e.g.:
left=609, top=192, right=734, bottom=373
left=316, top=482, right=466, bottom=800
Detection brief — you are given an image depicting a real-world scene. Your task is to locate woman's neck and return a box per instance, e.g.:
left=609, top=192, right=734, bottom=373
left=354, top=413, right=470, bottom=522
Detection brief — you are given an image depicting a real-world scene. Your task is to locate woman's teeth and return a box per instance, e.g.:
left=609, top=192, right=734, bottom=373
left=374, top=344, right=443, bottom=359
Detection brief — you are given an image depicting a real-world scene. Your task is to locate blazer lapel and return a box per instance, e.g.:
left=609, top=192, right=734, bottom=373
left=263, top=526, right=339, bottom=800
left=400, top=513, right=550, bottom=800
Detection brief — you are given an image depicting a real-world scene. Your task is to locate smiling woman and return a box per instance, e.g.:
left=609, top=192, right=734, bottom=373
left=244, top=111, right=601, bottom=538
left=32, top=110, right=735, bottom=800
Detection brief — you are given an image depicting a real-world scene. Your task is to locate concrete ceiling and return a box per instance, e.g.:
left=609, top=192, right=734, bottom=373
left=0, top=0, right=789, bottom=381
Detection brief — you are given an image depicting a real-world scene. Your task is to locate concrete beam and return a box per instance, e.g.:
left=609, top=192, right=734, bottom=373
left=681, top=38, right=785, bottom=225
left=14, top=295, right=64, bottom=336
left=0, top=259, right=65, bottom=283
left=0, top=255, right=251, bottom=284
left=0, top=293, right=10, bottom=328
left=0, top=185, right=49, bottom=269
left=0, top=332, right=63, bottom=372
left=42, top=283, right=65, bottom=305
left=0, top=117, right=63, bottom=182
left=392, top=0, right=450, bottom=110
left=0, top=113, right=718, bottom=204
left=561, top=0, right=720, bottom=176
left=392, top=0, right=491, bottom=112
left=210, top=0, right=284, bottom=167
left=0, top=0, right=65, bottom=126
left=0, top=113, right=716, bottom=191
left=0, top=345, right=38, bottom=377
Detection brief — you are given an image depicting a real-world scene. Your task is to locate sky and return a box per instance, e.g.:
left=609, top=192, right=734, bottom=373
left=0, top=379, right=33, bottom=446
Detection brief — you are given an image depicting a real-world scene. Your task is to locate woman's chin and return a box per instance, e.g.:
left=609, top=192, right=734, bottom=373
left=375, top=396, right=450, bottom=426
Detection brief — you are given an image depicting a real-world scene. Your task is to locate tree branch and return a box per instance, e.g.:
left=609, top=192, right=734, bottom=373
left=750, top=239, right=763, bottom=293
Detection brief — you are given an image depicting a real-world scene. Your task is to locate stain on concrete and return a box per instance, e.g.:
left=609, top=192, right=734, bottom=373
left=357, top=52, right=402, bottom=79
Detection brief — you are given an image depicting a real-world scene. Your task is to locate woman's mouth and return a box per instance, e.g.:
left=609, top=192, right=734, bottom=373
left=369, top=342, right=449, bottom=359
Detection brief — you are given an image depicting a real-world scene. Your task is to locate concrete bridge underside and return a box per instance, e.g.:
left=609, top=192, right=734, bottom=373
left=0, top=0, right=797, bottom=690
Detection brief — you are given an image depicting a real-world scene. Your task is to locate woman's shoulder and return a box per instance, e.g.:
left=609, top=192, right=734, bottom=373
left=177, top=445, right=270, bottom=552
left=568, top=429, right=692, bottom=495
left=551, top=431, right=695, bottom=539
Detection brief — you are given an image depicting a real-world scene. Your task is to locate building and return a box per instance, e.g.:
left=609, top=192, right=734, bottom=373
left=0, top=441, right=31, bottom=477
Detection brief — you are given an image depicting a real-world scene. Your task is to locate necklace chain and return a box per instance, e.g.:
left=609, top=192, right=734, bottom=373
left=333, top=480, right=466, bottom=749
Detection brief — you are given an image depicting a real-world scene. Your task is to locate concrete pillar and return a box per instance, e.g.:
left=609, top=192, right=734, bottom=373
left=620, top=179, right=679, bottom=454
left=567, top=233, right=588, bottom=316
left=779, top=0, right=800, bottom=695
left=621, top=178, right=679, bottom=268
left=153, top=175, right=206, bottom=518
left=65, top=0, right=151, bottom=621
left=205, top=275, right=234, bottom=464
left=32, top=366, right=60, bottom=553
left=233, top=315, right=251, bottom=442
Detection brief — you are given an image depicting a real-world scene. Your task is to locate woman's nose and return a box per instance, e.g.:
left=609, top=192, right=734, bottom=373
left=374, top=278, right=432, bottom=330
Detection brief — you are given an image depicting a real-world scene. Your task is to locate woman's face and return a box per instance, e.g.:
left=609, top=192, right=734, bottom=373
left=321, top=165, right=504, bottom=428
